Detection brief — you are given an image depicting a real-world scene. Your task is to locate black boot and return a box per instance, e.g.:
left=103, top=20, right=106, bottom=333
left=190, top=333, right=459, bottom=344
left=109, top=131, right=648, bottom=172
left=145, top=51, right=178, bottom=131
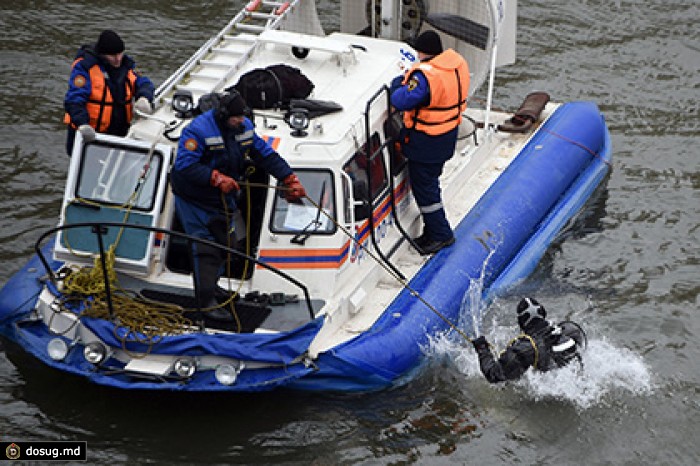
left=194, top=244, right=234, bottom=322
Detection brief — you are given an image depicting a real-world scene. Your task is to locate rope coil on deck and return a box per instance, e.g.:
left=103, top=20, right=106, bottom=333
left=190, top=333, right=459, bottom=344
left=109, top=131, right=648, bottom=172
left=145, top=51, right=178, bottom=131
left=55, top=168, right=268, bottom=350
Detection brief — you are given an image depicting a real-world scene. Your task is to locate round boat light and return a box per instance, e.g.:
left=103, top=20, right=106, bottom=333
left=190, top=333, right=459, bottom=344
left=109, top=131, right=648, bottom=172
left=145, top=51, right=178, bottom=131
left=83, top=342, right=107, bottom=365
left=47, top=338, right=69, bottom=361
left=172, top=90, right=194, bottom=118
left=215, top=364, right=238, bottom=386
left=173, top=357, right=197, bottom=378
left=285, top=108, right=309, bottom=137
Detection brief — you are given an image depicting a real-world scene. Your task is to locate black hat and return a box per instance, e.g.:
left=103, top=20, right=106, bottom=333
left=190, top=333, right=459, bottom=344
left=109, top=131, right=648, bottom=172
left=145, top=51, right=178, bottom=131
left=413, top=30, right=443, bottom=56
left=516, top=297, right=547, bottom=331
left=218, top=91, right=247, bottom=120
left=96, top=30, right=125, bottom=55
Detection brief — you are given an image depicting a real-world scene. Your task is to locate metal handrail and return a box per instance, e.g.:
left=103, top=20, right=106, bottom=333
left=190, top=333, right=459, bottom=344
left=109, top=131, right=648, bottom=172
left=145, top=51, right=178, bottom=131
left=34, top=221, right=316, bottom=320
left=362, top=86, right=406, bottom=280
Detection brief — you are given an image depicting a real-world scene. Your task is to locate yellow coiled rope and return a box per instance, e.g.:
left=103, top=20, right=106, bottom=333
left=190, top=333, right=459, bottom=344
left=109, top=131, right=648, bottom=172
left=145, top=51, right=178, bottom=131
left=57, top=165, right=260, bottom=350
left=59, top=244, right=195, bottom=355
left=57, top=153, right=197, bottom=352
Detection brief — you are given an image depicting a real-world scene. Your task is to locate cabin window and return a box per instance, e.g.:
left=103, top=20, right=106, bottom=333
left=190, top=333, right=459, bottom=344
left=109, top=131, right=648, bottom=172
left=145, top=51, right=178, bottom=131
left=343, top=133, right=387, bottom=199
left=342, top=133, right=387, bottom=221
left=75, top=143, right=163, bottom=212
left=270, top=169, right=336, bottom=235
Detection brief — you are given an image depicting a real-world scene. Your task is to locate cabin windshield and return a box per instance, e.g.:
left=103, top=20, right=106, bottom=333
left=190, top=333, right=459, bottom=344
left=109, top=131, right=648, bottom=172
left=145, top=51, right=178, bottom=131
left=75, top=143, right=164, bottom=212
left=270, top=170, right=336, bottom=235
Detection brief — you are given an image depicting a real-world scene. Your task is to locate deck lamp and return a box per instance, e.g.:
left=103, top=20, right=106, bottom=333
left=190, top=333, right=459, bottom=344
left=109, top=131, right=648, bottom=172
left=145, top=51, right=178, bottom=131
left=215, top=364, right=238, bottom=385
left=173, top=357, right=197, bottom=378
left=83, top=342, right=108, bottom=365
left=286, top=108, right=309, bottom=137
left=47, top=338, right=69, bottom=361
left=172, top=90, right=194, bottom=118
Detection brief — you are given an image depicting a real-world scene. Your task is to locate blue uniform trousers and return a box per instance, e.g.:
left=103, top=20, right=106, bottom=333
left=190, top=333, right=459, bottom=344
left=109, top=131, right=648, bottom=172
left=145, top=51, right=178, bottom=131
left=408, top=159, right=453, bottom=242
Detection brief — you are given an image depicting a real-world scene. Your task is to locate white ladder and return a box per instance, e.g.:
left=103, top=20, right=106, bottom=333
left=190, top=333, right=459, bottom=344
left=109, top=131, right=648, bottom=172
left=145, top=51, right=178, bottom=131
left=156, top=0, right=300, bottom=103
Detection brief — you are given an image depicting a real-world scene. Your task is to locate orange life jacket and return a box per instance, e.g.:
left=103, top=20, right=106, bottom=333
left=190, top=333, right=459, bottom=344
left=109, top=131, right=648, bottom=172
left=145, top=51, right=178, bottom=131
left=63, top=57, right=137, bottom=132
left=402, top=49, right=470, bottom=136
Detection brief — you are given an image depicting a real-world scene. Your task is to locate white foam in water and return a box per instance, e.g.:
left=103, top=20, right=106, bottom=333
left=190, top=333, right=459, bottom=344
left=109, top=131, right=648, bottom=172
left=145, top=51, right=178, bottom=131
left=430, top=332, right=654, bottom=410
left=430, top=335, right=653, bottom=409
left=520, top=338, right=654, bottom=409
left=429, top=270, right=654, bottom=410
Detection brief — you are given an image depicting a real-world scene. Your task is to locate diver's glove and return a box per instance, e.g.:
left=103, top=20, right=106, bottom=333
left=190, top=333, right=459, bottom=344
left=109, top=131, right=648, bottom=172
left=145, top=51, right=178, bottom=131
left=210, top=169, right=239, bottom=194
left=78, top=124, right=96, bottom=142
left=134, top=96, right=153, bottom=114
left=472, top=336, right=490, bottom=353
left=283, top=173, right=306, bottom=202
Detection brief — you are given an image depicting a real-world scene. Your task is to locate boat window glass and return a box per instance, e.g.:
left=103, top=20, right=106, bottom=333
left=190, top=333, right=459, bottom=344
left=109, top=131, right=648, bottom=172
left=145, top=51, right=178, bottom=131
left=270, top=169, right=336, bottom=235
left=75, top=143, right=163, bottom=212
left=342, top=132, right=387, bottom=201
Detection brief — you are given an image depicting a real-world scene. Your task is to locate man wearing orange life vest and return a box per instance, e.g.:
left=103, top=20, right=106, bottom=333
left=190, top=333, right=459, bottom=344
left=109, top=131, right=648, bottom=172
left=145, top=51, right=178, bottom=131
left=63, top=30, right=155, bottom=156
left=390, top=30, right=469, bottom=255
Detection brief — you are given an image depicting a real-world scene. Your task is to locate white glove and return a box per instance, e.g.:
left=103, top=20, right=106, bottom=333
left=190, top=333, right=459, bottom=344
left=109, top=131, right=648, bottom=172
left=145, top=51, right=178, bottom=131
left=78, top=124, right=96, bottom=142
left=134, top=96, right=153, bottom=114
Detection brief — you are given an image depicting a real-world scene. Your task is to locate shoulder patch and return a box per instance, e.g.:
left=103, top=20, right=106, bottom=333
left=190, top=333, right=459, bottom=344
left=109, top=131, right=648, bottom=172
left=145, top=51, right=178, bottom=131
left=184, top=138, right=198, bottom=151
left=407, top=77, right=419, bottom=91
left=73, top=75, right=86, bottom=88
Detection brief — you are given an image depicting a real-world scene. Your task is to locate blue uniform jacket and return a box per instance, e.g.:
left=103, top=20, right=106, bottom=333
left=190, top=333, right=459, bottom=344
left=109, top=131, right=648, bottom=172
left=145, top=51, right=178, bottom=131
left=64, top=46, right=154, bottom=131
left=390, top=71, right=458, bottom=164
left=171, top=110, right=293, bottom=213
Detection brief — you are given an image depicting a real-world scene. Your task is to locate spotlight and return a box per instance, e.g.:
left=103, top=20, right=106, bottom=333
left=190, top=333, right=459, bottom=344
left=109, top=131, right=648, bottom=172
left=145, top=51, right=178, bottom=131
left=173, top=357, right=197, bottom=378
left=172, top=90, right=194, bottom=118
left=47, top=338, right=69, bottom=361
left=214, top=364, right=238, bottom=386
left=83, top=342, right=107, bottom=365
left=285, top=108, right=309, bottom=137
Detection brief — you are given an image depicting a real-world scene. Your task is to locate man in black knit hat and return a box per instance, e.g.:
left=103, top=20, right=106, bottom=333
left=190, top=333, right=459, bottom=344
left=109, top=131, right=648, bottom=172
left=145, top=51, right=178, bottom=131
left=390, top=30, right=470, bottom=255
left=63, top=29, right=155, bottom=155
left=170, top=91, right=306, bottom=320
left=470, top=298, right=586, bottom=383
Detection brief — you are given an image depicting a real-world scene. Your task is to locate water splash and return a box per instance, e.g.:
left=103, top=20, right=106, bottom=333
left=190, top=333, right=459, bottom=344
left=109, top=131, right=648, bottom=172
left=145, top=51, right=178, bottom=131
left=519, top=338, right=653, bottom=409
left=456, top=245, right=498, bottom=339
left=430, top=328, right=654, bottom=411
left=428, top=239, right=653, bottom=410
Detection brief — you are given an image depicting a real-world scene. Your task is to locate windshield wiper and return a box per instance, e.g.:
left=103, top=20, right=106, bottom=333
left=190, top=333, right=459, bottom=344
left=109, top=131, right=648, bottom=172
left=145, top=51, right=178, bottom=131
left=291, top=181, right=326, bottom=245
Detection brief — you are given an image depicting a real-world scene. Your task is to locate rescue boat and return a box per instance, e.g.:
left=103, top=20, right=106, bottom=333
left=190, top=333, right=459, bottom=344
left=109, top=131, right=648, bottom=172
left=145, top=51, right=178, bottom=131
left=0, top=0, right=611, bottom=392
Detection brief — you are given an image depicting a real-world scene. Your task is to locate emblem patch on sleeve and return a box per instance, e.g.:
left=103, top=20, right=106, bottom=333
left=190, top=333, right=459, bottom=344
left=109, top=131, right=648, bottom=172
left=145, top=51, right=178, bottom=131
left=73, top=75, right=86, bottom=88
left=407, top=78, right=419, bottom=91
left=184, top=138, right=198, bottom=151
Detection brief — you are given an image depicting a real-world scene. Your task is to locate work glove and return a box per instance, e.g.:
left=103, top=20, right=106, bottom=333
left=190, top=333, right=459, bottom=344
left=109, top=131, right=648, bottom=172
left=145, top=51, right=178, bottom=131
left=472, top=336, right=489, bottom=352
left=134, top=96, right=153, bottom=114
left=282, top=173, right=306, bottom=202
left=78, top=124, right=96, bottom=142
left=210, top=169, right=239, bottom=194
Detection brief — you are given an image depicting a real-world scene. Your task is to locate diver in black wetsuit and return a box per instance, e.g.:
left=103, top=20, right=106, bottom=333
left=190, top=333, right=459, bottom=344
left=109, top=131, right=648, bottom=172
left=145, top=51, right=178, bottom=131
left=471, top=298, right=586, bottom=383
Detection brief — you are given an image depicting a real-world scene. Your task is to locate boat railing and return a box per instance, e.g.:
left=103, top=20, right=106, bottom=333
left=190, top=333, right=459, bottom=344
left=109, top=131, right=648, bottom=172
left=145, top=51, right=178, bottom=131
left=361, top=84, right=416, bottom=280
left=34, top=222, right=316, bottom=321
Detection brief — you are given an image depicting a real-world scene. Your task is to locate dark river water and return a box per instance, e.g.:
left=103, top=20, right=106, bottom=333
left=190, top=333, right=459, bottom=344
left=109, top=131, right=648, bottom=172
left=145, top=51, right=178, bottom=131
left=1, top=0, right=698, bottom=464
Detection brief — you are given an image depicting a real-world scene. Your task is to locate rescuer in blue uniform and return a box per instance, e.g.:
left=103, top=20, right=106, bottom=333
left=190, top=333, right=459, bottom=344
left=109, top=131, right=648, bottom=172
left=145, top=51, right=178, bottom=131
left=469, top=298, right=586, bottom=383
left=171, top=91, right=306, bottom=320
left=390, top=30, right=470, bottom=255
left=63, top=30, right=155, bottom=156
